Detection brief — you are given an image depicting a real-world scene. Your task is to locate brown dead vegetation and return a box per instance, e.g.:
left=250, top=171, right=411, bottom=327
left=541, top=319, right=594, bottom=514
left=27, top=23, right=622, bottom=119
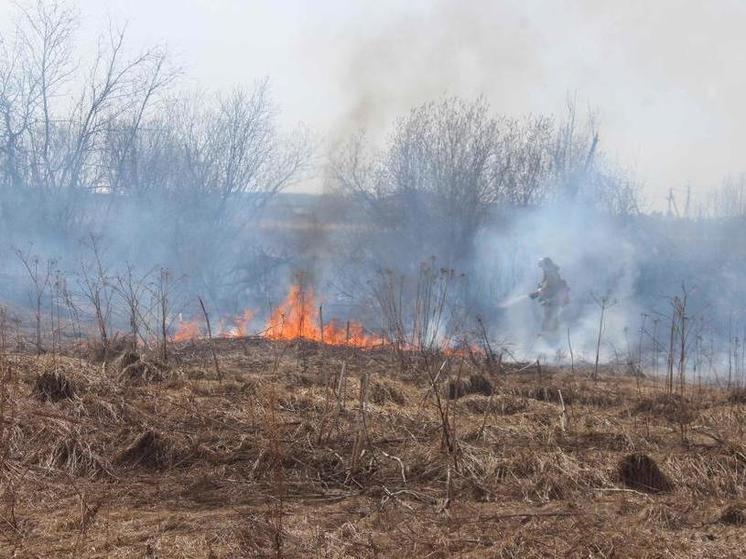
left=115, top=430, right=175, bottom=470
left=447, top=373, right=493, bottom=399
left=0, top=340, right=745, bottom=557
left=617, top=453, right=673, bottom=493
left=720, top=503, right=746, bottom=526
left=633, top=392, right=694, bottom=424
left=33, top=369, right=76, bottom=402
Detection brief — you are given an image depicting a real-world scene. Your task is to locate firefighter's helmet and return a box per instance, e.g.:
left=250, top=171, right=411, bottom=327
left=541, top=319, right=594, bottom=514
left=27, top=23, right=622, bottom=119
left=538, top=257, right=558, bottom=271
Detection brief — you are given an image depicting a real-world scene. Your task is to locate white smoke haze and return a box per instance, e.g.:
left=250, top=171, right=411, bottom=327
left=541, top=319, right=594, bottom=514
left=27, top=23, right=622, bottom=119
left=0, top=0, right=745, bottom=383
left=474, top=201, right=642, bottom=360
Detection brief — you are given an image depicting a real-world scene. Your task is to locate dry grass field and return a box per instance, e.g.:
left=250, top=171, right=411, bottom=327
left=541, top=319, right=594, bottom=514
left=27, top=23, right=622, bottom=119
left=1, top=338, right=745, bottom=558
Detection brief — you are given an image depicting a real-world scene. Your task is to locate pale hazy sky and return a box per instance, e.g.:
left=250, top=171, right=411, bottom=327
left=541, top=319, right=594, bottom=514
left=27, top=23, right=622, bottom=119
left=5, top=0, right=746, bottom=206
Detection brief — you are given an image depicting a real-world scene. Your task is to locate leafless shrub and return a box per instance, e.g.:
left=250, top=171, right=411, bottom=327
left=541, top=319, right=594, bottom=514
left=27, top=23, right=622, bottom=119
left=371, top=259, right=465, bottom=371
left=112, top=264, right=153, bottom=351
left=77, top=235, right=115, bottom=360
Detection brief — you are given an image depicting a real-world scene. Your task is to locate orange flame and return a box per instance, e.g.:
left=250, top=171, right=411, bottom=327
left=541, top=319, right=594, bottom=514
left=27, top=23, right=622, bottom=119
left=221, top=308, right=255, bottom=338
left=174, top=319, right=201, bottom=342
left=172, top=281, right=380, bottom=348
left=265, top=283, right=378, bottom=347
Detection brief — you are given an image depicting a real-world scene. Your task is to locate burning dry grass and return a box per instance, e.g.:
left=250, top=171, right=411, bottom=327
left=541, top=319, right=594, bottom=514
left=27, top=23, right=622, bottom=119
left=0, top=342, right=745, bottom=557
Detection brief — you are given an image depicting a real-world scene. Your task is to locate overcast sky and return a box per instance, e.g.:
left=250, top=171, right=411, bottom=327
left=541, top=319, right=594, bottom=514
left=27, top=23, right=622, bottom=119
left=5, top=0, right=746, bottom=207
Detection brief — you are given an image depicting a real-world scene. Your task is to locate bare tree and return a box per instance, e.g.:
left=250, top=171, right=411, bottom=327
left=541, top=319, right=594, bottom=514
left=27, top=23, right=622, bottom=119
left=16, top=0, right=77, bottom=192
left=331, top=97, right=503, bottom=264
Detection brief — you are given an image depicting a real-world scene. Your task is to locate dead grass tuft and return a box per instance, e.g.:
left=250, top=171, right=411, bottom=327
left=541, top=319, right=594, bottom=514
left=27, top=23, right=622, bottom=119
left=461, top=394, right=527, bottom=415
left=114, top=350, right=141, bottom=371
left=118, top=360, right=165, bottom=385
left=33, top=369, right=76, bottom=402
left=719, top=502, right=746, bottom=525
left=638, top=504, right=685, bottom=529
left=47, top=437, right=106, bottom=478
left=448, top=373, right=493, bottom=399
left=727, top=388, right=746, bottom=404
left=115, top=430, right=173, bottom=470
left=369, top=379, right=408, bottom=405
left=618, top=453, right=673, bottom=493
left=633, top=393, right=693, bottom=424
left=520, top=385, right=570, bottom=405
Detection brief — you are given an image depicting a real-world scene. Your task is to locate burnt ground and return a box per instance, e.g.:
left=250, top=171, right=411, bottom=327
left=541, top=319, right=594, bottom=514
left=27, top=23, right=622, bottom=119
left=1, top=337, right=745, bottom=558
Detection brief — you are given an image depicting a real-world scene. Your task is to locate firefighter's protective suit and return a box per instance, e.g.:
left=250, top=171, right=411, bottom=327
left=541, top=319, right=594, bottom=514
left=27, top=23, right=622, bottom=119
left=529, top=257, right=569, bottom=333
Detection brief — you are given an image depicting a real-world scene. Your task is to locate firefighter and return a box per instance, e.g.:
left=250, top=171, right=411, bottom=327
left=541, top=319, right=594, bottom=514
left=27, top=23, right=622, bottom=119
left=529, top=257, right=569, bottom=333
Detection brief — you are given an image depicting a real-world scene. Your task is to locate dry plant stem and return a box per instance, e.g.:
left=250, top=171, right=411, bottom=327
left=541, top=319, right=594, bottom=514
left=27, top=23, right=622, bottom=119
left=567, top=327, right=575, bottom=375
left=678, top=287, right=689, bottom=395
left=319, top=304, right=324, bottom=345
left=418, top=359, right=449, bottom=411
left=158, top=269, right=170, bottom=363
left=79, top=235, right=114, bottom=360
left=336, top=361, right=347, bottom=413
left=198, top=297, right=221, bottom=382
left=380, top=450, right=407, bottom=484
left=266, top=343, right=289, bottom=557
left=475, top=316, right=491, bottom=363
left=426, top=359, right=455, bottom=453
left=477, top=353, right=502, bottom=439
left=668, top=305, right=677, bottom=394
left=112, top=264, right=153, bottom=350
left=558, top=389, right=567, bottom=432
left=347, top=369, right=371, bottom=482
left=594, top=297, right=609, bottom=380
left=440, top=463, right=452, bottom=512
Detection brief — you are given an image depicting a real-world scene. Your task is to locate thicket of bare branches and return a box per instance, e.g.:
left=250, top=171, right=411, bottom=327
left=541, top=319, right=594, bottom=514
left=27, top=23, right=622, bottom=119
left=0, top=0, right=309, bottom=314
left=330, top=97, right=639, bottom=265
